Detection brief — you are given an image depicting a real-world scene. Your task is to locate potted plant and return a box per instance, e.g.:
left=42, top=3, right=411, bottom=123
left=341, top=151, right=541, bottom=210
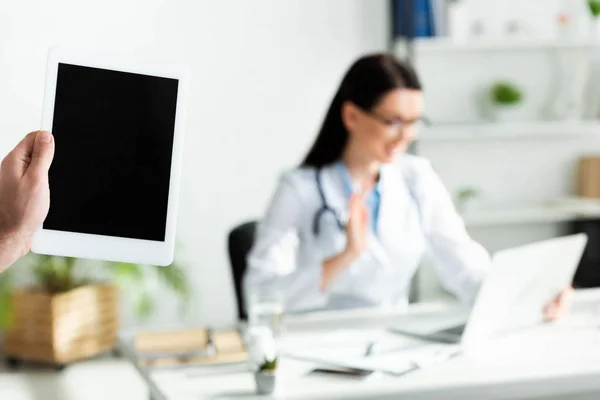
left=247, top=326, right=278, bottom=395
left=0, top=253, right=189, bottom=369
left=255, top=357, right=278, bottom=395
left=456, top=186, right=481, bottom=213
left=490, top=81, right=524, bottom=122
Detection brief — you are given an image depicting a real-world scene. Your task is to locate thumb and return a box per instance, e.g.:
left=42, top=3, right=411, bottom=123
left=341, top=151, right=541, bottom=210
left=27, top=131, right=54, bottom=178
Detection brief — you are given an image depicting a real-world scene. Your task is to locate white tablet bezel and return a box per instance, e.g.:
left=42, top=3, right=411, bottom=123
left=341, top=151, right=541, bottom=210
left=32, top=47, right=190, bottom=266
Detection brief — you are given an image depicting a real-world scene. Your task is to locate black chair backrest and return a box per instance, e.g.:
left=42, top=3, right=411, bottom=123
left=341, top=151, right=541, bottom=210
left=227, top=221, right=258, bottom=320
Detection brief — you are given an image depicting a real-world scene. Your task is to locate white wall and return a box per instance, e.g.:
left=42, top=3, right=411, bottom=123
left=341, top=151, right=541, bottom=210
left=0, top=0, right=389, bottom=327
left=455, top=0, right=593, bottom=40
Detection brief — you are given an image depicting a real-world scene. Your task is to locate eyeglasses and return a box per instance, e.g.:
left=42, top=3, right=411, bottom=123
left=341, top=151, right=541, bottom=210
left=365, top=109, right=431, bottom=138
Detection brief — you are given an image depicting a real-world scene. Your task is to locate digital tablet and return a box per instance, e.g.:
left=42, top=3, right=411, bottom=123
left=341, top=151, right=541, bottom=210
left=32, top=47, right=190, bottom=266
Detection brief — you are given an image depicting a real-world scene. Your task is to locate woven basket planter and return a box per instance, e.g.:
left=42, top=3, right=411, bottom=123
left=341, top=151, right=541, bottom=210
left=3, top=283, right=119, bottom=367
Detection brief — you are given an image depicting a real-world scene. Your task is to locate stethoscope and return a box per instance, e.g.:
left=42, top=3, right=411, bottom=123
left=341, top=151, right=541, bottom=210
left=311, top=167, right=423, bottom=236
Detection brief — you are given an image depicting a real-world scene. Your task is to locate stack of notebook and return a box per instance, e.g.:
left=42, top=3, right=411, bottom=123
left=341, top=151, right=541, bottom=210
left=133, top=327, right=247, bottom=368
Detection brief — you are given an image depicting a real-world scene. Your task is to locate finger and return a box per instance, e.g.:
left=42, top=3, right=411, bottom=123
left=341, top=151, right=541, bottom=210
left=545, top=306, right=558, bottom=321
left=361, top=207, right=370, bottom=229
left=349, top=193, right=362, bottom=213
left=5, top=131, right=38, bottom=177
left=26, top=131, right=54, bottom=180
left=349, top=195, right=369, bottom=223
left=556, top=288, right=572, bottom=314
left=553, top=305, right=566, bottom=320
left=543, top=297, right=554, bottom=319
left=0, top=153, right=22, bottom=179
left=554, top=287, right=571, bottom=308
left=545, top=289, right=571, bottom=321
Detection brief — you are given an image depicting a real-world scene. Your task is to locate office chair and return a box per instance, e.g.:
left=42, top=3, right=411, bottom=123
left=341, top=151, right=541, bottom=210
left=227, top=220, right=258, bottom=321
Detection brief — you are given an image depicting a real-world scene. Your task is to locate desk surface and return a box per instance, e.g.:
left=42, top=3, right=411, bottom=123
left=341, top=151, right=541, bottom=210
left=118, top=289, right=600, bottom=400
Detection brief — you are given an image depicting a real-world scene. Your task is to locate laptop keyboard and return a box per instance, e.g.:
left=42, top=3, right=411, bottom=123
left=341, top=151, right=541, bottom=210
left=439, top=324, right=467, bottom=336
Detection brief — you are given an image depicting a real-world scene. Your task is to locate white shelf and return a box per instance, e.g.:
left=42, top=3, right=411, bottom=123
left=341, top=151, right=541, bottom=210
left=463, top=197, right=600, bottom=228
left=418, top=121, right=600, bottom=142
left=398, top=37, right=600, bottom=54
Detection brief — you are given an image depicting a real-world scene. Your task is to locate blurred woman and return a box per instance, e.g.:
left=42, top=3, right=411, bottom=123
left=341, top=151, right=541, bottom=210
left=243, top=54, right=570, bottom=318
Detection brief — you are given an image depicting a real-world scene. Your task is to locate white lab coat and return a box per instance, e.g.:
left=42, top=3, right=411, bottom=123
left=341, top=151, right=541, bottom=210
left=244, top=154, right=491, bottom=313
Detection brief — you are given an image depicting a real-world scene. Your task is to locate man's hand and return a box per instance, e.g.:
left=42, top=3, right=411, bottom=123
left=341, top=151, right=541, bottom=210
left=0, top=131, right=54, bottom=272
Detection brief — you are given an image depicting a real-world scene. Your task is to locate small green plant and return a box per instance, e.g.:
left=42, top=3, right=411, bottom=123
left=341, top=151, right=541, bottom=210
left=490, top=81, right=523, bottom=105
left=456, top=187, right=481, bottom=212
left=0, top=252, right=190, bottom=328
left=457, top=187, right=480, bottom=201
left=589, top=0, right=600, bottom=18
left=258, top=357, right=277, bottom=373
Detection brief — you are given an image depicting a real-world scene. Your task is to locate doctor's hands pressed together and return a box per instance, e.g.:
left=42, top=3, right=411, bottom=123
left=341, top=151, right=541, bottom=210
left=243, top=53, right=573, bottom=319
left=0, top=131, right=54, bottom=273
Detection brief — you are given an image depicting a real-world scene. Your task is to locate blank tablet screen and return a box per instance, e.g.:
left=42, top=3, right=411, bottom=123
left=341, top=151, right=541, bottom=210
left=44, top=63, right=179, bottom=242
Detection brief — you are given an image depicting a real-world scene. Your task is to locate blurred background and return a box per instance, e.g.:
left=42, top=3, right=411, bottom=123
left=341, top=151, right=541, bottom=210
left=2, top=0, right=600, bottom=330
left=4, top=1, right=600, bottom=399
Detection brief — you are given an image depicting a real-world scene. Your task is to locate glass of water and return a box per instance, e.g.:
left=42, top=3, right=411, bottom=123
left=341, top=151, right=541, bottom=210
left=247, top=287, right=285, bottom=337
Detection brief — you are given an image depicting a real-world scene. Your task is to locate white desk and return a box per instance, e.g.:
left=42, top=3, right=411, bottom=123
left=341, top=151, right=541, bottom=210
left=119, top=290, right=600, bottom=400
left=0, top=357, right=147, bottom=400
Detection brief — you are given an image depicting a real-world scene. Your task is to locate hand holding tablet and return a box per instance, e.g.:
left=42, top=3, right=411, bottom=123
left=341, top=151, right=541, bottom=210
left=0, top=131, right=54, bottom=272
left=32, top=47, right=190, bottom=266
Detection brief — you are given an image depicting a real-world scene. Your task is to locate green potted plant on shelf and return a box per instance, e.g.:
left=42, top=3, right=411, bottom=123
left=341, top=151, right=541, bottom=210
left=456, top=186, right=482, bottom=213
left=490, top=81, right=524, bottom=122
left=0, top=252, right=190, bottom=368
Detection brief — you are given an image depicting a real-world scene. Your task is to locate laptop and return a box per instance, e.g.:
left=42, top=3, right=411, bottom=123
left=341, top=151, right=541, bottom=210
left=389, top=233, right=588, bottom=348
